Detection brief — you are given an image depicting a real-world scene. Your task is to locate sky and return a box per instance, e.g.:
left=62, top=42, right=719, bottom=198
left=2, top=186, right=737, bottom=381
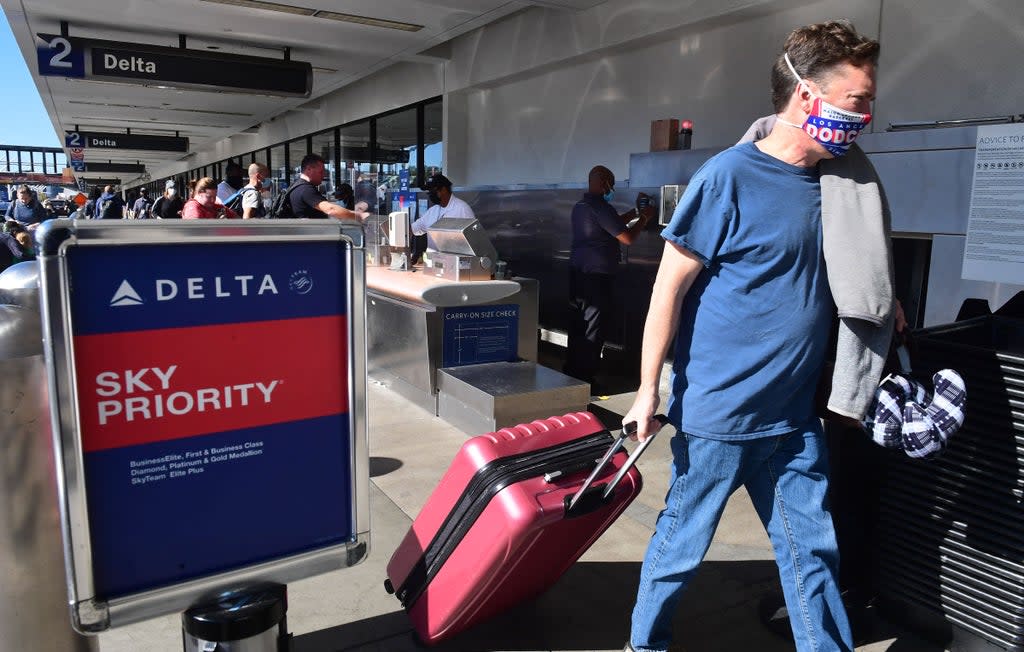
left=1, top=10, right=61, bottom=147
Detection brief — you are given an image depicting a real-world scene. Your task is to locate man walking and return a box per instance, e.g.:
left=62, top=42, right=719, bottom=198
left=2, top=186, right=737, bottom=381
left=623, top=20, right=884, bottom=652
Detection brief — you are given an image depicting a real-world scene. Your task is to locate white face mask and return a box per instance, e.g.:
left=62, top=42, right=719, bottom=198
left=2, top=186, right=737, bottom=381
left=167, top=189, right=176, bottom=198
left=782, top=53, right=872, bottom=157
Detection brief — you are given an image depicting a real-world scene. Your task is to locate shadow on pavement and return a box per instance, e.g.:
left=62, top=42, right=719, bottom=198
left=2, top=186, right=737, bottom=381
left=368, top=456, right=404, bottom=478
left=294, top=559, right=818, bottom=651
left=293, top=547, right=948, bottom=652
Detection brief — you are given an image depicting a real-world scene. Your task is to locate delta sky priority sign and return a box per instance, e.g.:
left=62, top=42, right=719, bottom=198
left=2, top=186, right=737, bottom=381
left=37, top=220, right=369, bottom=633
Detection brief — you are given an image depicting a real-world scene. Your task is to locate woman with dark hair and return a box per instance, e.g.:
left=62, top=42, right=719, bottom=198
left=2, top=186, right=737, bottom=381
left=1, top=220, right=34, bottom=272
left=152, top=181, right=185, bottom=219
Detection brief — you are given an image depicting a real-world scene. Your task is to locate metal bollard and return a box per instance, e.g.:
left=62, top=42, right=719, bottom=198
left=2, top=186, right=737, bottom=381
left=0, top=262, right=96, bottom=651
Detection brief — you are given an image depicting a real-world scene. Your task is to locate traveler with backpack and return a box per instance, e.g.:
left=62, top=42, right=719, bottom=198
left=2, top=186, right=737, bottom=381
left=95, top=185, right=124, bottom=220
left=131, top=188, right=153, bottom=219
left=82, top=187, right=101, bottom=218
left=216, top=161, right=246, bottom=203
left=222, top=163, right=271, bottom=219
left=182, top=177, right=240, bottom=219
left=274, top=153, right=370, bottom=221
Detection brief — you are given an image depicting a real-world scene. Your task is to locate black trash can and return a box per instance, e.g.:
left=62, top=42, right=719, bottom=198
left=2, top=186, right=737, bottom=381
left=182, top=584, right=289, bottom=652
left=874, top=314, right=1024, bottom=651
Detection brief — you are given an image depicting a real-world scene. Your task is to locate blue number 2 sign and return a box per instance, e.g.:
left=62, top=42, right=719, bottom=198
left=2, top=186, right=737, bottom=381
left=37, top=35, right=85, bottom=78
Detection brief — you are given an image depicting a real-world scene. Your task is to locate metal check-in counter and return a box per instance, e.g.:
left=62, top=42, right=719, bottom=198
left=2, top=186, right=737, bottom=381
left=365, top=218, right=540, bottom=415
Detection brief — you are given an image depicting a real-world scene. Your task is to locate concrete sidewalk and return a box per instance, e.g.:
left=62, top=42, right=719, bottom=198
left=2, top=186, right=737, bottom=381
left=99, top=381, right=948, bottom=652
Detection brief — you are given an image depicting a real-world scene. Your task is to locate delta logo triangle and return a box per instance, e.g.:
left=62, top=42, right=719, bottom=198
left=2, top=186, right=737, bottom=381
left=110, top=280, right=144, bottom=307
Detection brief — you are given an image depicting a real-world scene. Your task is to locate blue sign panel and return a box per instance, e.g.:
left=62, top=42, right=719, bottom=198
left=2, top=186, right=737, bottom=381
left=391, top=191, right=418, bottom=218
left=442, top=304, right=519, bottom=367
left=66, top=241, right=354, bottom=599
left=37, top=35, right=85, bottom=78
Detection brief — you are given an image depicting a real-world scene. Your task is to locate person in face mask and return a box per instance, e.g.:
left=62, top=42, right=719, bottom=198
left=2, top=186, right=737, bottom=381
left=564, top=165, right=653, bottom=389
left=332, top=183, right=355, bottom=210
left=235, top=162, right=271, bottom=219
left=151, top=181, right=185, bottom=219
left=409, top=173, right=475, bottom=252
left=216, top=161, right=246, bottom=203
left=621, top=21, right=882, bottom=652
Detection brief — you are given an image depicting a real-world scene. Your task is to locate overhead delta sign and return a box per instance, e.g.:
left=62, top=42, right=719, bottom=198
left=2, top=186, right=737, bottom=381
left=37, top=33, right=312, bottom=97
left=66, top=130, right=188, bottom=153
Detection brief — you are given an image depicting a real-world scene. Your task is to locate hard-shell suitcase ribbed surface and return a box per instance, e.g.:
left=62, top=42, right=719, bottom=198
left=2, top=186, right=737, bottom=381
left=385, top=411, right=645, bottom=645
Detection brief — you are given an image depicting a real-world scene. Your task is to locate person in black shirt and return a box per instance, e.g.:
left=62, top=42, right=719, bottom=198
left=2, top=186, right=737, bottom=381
left=289, top=154, right=370, bottom=221
left=152, top=181, right=185, bottom=219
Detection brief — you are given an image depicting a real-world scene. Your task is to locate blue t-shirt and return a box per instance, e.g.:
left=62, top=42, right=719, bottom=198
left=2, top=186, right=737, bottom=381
left=663, top=142, right=831, bottom=440
left=5, top=200, right=47, bottom=225
left=569, top=193, right=626, bottom=275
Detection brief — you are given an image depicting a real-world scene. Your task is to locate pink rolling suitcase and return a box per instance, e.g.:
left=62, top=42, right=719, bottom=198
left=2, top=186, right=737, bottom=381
left=384, top=411, right=668, bottom=645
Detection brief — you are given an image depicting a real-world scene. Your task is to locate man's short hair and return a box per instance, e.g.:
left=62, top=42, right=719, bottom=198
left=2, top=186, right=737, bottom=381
left=300, top=153, right=325, bottom=171
left=225, top=161, right=245, bottom=175
left=248, top=162, right=269, bottom=177
left=139, top=187, right=148, bottom=195
left=770, top=20, right=880, bottom=113
left=588, top=165, right=614, bottom=187
left=424, top=173, right=453, bottom=190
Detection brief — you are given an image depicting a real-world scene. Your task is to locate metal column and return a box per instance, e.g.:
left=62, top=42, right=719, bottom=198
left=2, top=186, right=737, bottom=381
left=0, top=262, right=95, bottom=651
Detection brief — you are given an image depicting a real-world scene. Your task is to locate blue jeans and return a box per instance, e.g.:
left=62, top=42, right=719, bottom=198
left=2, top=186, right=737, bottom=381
left=630, top=423, right=853, bottom=652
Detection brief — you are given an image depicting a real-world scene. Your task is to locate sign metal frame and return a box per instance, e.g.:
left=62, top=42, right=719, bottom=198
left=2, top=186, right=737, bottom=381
left=37, top=220, right=369, bottom=633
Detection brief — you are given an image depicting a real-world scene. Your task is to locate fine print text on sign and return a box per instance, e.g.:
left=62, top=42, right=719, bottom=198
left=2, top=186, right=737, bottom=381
left=962, top=123, right=1024, bottom=284
left=441, top=304, right=519, bottom=368
left=128, top=439, right=265, bottom=486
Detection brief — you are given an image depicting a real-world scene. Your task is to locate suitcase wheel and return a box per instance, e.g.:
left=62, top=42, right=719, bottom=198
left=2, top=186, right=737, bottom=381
left=384, top=578, right=395, bottom=594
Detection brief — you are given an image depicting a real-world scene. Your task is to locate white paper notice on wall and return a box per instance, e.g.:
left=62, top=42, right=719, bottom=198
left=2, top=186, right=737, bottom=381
left=962, top=123, right=1024, bottom=284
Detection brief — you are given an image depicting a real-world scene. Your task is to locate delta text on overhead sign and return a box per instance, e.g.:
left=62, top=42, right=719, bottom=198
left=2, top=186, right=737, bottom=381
left=37, top=33, right=312, bottom=97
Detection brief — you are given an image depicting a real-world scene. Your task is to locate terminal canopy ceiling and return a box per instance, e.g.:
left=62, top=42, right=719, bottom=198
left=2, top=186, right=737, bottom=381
left=2, top=0, right=605, bottom=184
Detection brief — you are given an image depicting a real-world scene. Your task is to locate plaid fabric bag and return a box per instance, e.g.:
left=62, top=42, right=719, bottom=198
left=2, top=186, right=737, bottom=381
left=865, top=368, right=966, bottom=459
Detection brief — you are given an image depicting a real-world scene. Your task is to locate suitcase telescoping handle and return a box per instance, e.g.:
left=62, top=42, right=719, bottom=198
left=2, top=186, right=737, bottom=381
left=567, top=414, right=670, bottom=512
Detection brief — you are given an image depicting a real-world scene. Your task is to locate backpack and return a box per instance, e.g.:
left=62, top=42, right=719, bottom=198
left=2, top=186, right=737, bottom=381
left=98, top=196, right=120, bottom=220
left=151, top=196, right=164, bottom=218
left=223, top=186, right=263, bottom=217
left=134, top=197, right=152, bottom=219
left=268, top=180, right=310, bottom=219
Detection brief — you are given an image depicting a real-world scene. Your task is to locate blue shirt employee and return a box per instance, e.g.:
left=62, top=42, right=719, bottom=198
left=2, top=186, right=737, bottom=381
left=563, top=165, right=653, bottom=388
